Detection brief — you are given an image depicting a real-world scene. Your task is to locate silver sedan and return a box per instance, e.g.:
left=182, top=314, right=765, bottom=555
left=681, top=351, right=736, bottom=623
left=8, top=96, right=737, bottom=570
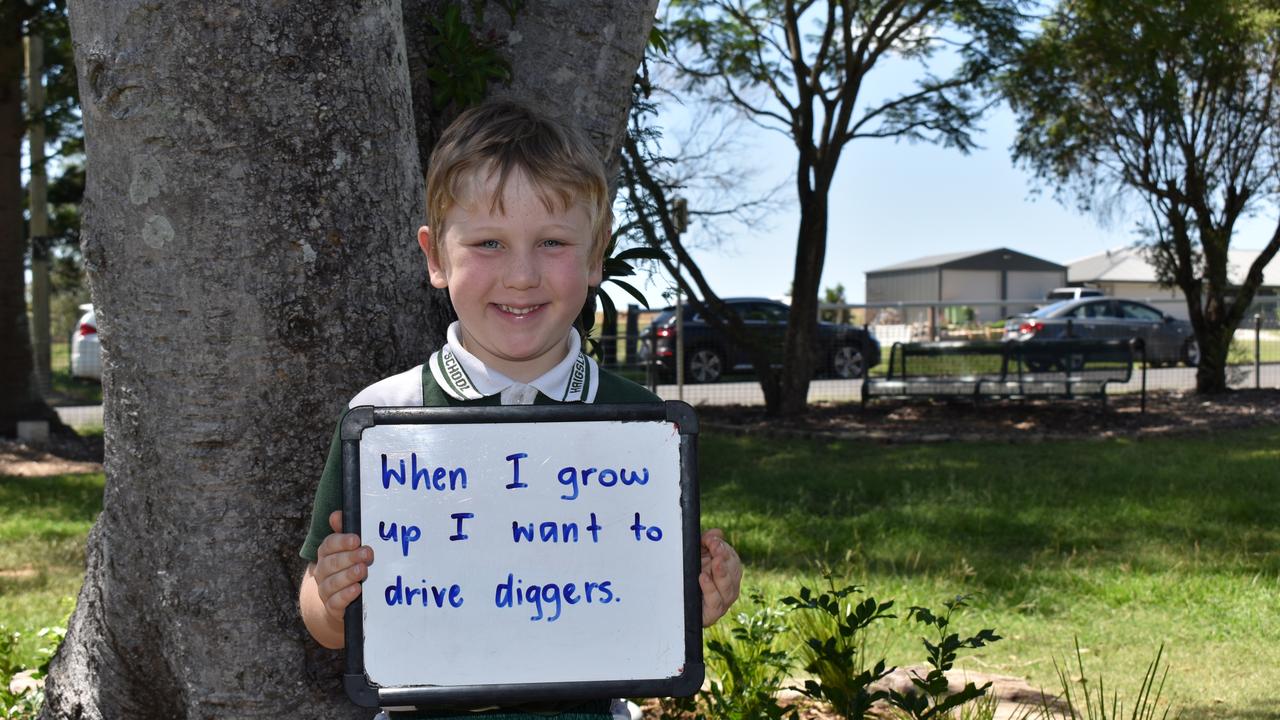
left=1005, top=298, right=1198, bottom=367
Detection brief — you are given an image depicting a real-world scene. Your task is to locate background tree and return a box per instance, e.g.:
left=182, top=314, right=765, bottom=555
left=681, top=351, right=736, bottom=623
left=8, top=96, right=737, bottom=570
left=665, top=0, right=1024, bottom=415
left=43, top=1, right=654, bottom=717
left=1002, top=0, right=1280, bottom=393
left=0, top=0, right=80, bottom=437
left=666, top=0, right=1025, bottom=416
left=618, top=46, right=789, bottom=402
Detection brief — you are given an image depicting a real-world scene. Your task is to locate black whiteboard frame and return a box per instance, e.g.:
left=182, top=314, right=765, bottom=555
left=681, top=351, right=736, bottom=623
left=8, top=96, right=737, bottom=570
left=340, top=401, right=704, bottom=709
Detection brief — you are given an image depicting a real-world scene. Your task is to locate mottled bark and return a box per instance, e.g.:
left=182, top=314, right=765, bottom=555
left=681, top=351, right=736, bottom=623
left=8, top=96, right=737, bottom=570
left=44, top=1, right=652, bottom=718
left=45, top=2, right=430, bottom=718
left=400, top=0, right=659, bottom=185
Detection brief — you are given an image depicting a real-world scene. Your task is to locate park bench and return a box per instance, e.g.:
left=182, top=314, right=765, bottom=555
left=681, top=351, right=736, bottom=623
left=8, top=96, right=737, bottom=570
left=862, top=338, right=1146, bottom=410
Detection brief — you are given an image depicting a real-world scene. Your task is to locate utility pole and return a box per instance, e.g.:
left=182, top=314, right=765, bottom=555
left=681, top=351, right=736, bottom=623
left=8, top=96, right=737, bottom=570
left=671, top=197, right=688, bottom=400
left=25, top=31, right=50, bottom=393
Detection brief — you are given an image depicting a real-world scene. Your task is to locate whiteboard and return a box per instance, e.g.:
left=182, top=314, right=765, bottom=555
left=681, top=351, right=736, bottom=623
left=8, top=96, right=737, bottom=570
left=340, top=403, right=703, bottom=709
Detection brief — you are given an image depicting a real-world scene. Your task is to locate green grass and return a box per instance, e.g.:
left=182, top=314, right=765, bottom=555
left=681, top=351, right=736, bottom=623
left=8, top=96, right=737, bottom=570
left=0, top=472, right=103, bottom=662
left=1228, top=337, right=1280, bottom=365
left=47, top=343, right=102, bottom=405
left=701, top=427, right=1280, bottom=719
left=3, top=431, right=1278, bottom=717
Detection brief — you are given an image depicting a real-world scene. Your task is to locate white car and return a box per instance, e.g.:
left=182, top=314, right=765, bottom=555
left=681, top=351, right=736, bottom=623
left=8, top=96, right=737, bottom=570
left=1045, top=287, right=1104, bottom=301
left=70, top=304, right=102, bottom=380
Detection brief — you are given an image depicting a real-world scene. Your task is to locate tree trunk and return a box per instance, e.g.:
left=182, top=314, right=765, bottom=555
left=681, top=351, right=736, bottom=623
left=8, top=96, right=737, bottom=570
left=0, top=9, right=62, bottom=438
left=1195, top=323, right=1233, bottom=394
left=776, top=193, right=827, bottom=417
left=44, top=1, right=653, bottom=718
left=44, top=2, right=432, bottom=717
left=400, top=0, right=658, bottom=186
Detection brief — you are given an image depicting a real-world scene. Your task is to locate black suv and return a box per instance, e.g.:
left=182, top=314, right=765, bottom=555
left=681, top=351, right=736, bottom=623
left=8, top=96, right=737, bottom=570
left=643, top=297, right=880, bottom=383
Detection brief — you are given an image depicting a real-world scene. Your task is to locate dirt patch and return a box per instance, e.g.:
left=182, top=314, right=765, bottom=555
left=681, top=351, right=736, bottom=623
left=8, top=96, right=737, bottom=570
left=698, top=389, right=1280, bottom=444
left=0, top=434, right=103, bottom=477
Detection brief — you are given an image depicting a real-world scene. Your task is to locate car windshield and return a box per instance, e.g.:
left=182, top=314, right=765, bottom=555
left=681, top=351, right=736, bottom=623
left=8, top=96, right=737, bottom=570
left=1030, top=300, right=1073, bottom=318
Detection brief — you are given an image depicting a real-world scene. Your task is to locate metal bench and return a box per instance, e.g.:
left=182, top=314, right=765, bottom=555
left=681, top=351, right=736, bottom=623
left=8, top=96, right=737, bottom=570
left=863, top=339, right=1146, bottom=410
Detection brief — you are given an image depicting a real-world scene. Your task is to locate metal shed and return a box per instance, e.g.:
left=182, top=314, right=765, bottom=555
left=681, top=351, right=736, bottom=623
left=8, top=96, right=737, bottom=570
left=865, top=248, right=1066, bottom=324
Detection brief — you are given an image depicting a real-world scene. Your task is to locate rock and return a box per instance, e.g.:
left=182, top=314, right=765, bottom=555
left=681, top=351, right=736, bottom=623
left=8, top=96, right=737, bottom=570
left=9, top=668, right=43, bottom=695
left=869, top=665, right=1068, bottom=720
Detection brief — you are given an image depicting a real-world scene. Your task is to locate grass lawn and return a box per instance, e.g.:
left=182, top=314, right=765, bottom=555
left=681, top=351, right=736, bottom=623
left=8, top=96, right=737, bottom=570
left=701, top=427, right=1280, bottom=719
left=2, top=428, right=1277, bottom=718
left=0, top=473, right=103, bottom=664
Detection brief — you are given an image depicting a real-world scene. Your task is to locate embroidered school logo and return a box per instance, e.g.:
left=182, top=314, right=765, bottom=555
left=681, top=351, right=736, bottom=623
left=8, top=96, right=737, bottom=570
left=568, top=355, right=586, bottom=397
left=441, top=350, right=473, bottom=393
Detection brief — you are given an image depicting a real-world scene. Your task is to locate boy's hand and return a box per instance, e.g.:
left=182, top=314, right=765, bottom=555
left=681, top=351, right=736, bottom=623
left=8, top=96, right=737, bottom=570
left=314, top=510, right=373, bottom=622
left=300, top=511, right=372, bottom=649
left=699, top=528, right=742, bottom=627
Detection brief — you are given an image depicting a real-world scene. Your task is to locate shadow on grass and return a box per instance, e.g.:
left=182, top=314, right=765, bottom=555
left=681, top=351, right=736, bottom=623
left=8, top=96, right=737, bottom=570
left=700, top=427, right=1280, bottom=585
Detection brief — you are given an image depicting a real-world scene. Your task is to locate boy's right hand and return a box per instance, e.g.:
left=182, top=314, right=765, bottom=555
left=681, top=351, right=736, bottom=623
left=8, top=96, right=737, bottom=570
left=313, top=510, right=374, bottom=621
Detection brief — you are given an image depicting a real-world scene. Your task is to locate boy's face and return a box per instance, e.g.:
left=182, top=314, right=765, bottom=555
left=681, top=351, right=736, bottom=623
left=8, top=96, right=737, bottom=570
left=421, top=168, right=602, bottom=383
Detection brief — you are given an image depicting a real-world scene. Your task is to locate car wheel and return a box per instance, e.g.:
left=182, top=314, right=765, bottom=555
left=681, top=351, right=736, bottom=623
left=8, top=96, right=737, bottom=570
left=1182, top=338, right=1200, bottom=367
left=687, top=347, right=724, bottom=383
left=830, top=345, right=865, bottom=379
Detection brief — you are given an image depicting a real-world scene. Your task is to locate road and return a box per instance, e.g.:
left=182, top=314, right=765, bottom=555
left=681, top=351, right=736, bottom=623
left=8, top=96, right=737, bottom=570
left=649, top=363, right=1280, bottom=406
left=53, top=363, right=1277, bottom=426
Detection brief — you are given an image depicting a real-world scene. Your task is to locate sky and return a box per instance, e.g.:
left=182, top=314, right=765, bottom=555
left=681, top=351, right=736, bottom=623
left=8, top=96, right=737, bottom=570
left=601, top=56, right=1278, bottom=311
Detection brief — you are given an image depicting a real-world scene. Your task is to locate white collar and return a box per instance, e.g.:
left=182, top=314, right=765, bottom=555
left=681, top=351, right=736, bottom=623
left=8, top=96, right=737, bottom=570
left=428, top=322, right=599, bottom=404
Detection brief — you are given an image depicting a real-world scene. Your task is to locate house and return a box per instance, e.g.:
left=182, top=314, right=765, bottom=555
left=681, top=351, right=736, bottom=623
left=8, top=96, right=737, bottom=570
left=1066, top=246, right=1280, bottom=318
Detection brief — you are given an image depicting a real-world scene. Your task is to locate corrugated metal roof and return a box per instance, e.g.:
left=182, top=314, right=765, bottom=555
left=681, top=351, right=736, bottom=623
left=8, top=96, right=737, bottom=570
left=869, top=250, right=989, bottom=273
left=1067, top=246, right=1279, bottom=286
left=867, top=248, right=1065, bottom=274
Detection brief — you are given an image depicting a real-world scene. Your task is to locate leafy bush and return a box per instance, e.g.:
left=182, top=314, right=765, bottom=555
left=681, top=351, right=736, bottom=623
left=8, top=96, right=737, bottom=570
left=702, top=593, right=796, bottom=720
left=781, top=580, right=896, bottom=720
left=886, top=596, right=1000, bottom=719
left=0, top=625, right=64, bottom=720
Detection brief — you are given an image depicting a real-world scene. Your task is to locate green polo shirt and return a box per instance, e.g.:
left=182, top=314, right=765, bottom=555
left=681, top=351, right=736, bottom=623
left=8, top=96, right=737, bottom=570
left=301, top=362, right=659, bottom=720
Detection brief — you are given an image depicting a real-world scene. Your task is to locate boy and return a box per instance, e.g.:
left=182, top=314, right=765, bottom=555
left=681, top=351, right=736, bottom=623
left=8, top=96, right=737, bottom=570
left=298, top=101, right=743, bottom=719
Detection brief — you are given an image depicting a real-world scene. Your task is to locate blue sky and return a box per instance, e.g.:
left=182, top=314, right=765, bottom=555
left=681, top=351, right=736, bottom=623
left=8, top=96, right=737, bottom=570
left=602, top=59, right=1277, bottom=310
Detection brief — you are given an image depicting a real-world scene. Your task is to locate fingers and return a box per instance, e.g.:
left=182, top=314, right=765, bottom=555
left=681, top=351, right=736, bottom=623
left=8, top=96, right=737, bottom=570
left=699, top=528, right=743, bottom=627
left=315, top=517, right=372, bottom=618
left=328, top=509, right=343, bottom=534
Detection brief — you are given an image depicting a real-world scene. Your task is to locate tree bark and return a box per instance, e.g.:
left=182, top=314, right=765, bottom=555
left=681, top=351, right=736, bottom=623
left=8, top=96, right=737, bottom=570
left=44, top=1, right=654, bottom=718
left=0, top=7, right=63, bottom=438
left=777, top=189, right=828, bottom=417
left=45, top=2, right=431, bottom=717
left=400, top=0, right=658, bottom=185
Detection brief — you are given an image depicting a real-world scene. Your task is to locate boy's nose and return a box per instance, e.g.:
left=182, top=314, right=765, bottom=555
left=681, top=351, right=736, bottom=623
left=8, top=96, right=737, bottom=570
left=502, top=254, right=540, bottom=290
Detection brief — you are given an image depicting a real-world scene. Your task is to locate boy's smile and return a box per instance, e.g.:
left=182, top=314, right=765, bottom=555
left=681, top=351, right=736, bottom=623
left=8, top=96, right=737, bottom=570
left=422, top=168, right=602, bottom=383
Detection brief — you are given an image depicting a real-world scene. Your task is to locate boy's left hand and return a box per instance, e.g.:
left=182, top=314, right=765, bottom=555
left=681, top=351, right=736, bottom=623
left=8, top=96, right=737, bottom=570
left=699, top=528, right=742, bottom=627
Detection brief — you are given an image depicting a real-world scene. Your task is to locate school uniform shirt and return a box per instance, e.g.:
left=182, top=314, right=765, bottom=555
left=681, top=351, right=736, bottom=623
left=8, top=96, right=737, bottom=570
left=300, top=324, right=659, bottom=720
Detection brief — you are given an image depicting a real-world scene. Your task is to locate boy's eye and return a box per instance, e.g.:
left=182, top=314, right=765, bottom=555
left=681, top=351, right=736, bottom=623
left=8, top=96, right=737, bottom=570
left=478, top=239, right=501, bottom=249
left=541, top=239, right=564, bottom=248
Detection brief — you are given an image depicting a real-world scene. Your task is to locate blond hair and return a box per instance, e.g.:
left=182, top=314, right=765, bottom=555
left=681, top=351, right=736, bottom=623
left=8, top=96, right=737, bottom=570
left=426, top=101, right=612, bottom=262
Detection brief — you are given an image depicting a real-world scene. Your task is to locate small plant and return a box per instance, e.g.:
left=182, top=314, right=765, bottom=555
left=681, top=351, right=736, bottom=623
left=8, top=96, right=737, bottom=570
left=887, top=595, right=1001, bottom=720
left=1041, top=639, right=1177, bottom=720
left=0, top=625, right=64, bottom=720
left=702, top=592, right=796, bottom=720
left=781, top=578, right=896, bottom=719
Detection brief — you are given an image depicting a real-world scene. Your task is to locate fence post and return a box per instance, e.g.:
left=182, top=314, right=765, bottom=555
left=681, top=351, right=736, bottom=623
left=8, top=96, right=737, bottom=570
left=1256, top=313, right=1262, bottom=390
left=625, top=304, right=639, bottom=365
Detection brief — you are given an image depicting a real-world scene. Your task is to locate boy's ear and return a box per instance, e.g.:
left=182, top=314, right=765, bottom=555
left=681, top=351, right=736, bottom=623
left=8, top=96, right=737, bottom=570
left=420, top=226, right=449, bottom=289
left=587, top=252, right=603, bottom=287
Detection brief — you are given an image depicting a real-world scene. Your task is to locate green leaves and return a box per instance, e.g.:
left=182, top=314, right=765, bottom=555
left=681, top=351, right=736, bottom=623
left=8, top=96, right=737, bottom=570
left=423, top=3, right=513, bottom=111
left=781, top=578, right=896, bottom=719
